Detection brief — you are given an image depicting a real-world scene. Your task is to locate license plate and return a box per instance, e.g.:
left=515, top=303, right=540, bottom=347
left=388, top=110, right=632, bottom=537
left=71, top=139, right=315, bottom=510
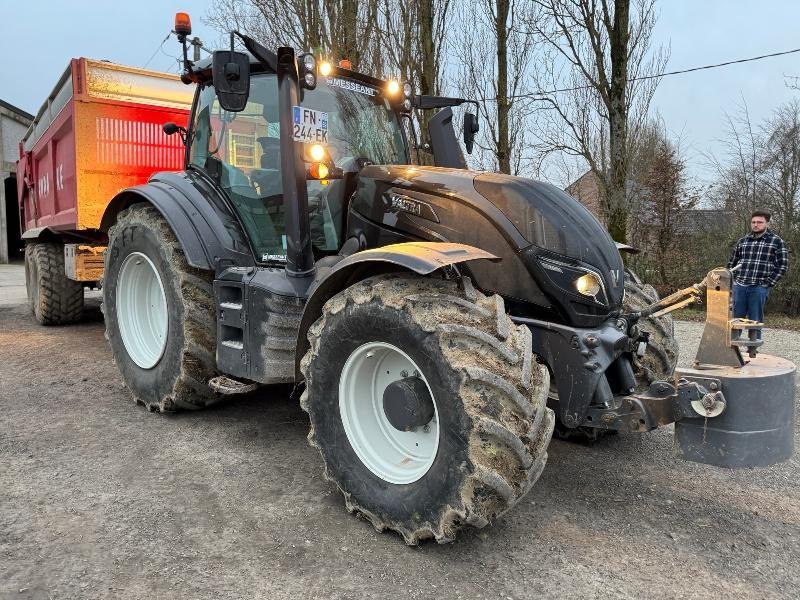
left=293, top=106, right=328, bottom=143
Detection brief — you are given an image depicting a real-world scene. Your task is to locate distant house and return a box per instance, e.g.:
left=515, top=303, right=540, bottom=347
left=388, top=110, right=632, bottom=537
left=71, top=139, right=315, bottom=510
left=565, top=170, right=731, bottom=237
left=1, top=99, right=34, bottom=263
left=565, top=170, right=604, bottom=221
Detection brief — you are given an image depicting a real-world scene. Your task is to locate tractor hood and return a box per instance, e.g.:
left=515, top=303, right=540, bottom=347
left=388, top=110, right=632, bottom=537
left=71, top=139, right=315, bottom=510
left=472, top=172, right=625, bottom=309
left=351, top=165, right=625, bottom=320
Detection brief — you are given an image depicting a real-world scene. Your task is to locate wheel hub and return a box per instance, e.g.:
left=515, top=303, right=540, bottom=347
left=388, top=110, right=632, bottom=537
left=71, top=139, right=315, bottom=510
left=382, top=376, right=435, bottom=431
left=116, top=252, right=168, bottom=370
left=338, top=342, right=440, bottom=484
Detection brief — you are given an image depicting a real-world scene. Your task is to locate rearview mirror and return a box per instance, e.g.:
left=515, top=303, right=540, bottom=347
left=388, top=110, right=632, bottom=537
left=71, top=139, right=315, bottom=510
left=463, top=112, right=479, bottom=154
left=212, top=51, right=250, bottom=112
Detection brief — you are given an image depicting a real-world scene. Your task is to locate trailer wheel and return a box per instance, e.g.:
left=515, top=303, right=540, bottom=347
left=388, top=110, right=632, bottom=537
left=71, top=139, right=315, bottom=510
left=24, top=242, right=84, bottom=325
left=103, top=204, right=217, bottom=412
left=300, top=274, right=554, bottom=544
left=552, top=270, right=678, bottom=442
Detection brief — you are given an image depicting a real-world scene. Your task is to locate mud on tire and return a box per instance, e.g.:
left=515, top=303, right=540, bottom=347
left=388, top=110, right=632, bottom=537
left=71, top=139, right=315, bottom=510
left=623, top=270, right=678, bottom=386
left=103, top=204, right=218, bottom=412
left=25, top=242, right=84, bottom=325
left=300, top=273, right=554, bottom=544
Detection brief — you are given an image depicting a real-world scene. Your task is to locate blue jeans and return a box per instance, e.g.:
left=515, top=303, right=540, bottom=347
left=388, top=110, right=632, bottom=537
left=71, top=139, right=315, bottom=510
left=732, top=283, right=769, bottom=323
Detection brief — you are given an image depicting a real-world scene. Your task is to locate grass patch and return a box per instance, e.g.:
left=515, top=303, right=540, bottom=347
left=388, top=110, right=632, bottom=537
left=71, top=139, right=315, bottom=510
left=673, top=307, right=800, bottom=331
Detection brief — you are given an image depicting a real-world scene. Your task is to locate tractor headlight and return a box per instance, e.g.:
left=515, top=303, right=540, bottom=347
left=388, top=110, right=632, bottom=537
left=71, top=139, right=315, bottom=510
left=575, top=273, right=602, bottom=297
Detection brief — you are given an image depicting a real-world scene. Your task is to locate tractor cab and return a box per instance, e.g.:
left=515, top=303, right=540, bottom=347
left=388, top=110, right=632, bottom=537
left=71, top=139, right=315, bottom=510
left=183, top=51, right=411, bottom=266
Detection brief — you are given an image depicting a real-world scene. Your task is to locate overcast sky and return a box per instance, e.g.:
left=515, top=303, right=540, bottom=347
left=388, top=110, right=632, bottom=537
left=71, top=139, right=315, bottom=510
left=2, top=0, right=799, bottom=184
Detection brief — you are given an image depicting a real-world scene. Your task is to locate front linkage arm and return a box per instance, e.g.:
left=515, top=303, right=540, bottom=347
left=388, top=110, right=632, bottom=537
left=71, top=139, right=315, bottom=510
left=584, top=376, right=726, bottom=433
left=598, top=266, right=764, bottom=434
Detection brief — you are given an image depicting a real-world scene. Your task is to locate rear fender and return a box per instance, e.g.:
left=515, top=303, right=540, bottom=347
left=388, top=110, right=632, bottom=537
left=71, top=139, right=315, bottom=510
left=294, top=242, right=499, bottom=380
left=100, top=175, right=253, bottom=272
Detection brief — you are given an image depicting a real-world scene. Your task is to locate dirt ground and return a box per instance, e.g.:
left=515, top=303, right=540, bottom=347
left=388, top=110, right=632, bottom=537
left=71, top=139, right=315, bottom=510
left=1, top=264, right=798, bottom=599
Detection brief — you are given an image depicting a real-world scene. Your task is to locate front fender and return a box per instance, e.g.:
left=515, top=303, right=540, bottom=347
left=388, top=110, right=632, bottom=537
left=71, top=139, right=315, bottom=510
left=294, top=241, right=499, bottom=381
left=100, top=173, right=254, bottom=272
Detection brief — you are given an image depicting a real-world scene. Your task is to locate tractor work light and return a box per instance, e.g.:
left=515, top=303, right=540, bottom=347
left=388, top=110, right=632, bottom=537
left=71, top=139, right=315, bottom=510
left=309, top=143, right=325, bottom=162
left=299, top=53, right=317, bottom=90
left=386, top=80, right=400, bottom=96
left=174, top=12, right=192, bottom=36
left=339, top=59, right=353, bottom=69
left=319, top=61, right=332, bottom=77
left=309, top=162, right=329, bottom=180
left=575, top=273, right=601, bottom=297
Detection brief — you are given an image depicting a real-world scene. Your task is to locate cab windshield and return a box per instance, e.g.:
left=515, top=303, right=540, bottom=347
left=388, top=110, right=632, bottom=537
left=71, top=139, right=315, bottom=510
left=189, top=72, right=407, bottom=261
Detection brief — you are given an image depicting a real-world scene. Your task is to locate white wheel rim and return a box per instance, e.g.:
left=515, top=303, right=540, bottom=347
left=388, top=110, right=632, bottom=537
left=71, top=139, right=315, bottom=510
left=339, top=342, right=440, bottom=484
left=116, top=252, right=168, bottom=369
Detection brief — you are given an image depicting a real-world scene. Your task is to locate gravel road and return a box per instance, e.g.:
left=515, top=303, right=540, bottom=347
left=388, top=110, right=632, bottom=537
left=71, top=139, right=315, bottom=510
left=1, top=265, right=798, bottom=599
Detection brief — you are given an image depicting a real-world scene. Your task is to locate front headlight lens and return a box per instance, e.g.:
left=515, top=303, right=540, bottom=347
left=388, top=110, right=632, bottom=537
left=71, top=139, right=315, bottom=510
left=575, top=273, right=601, bottom=297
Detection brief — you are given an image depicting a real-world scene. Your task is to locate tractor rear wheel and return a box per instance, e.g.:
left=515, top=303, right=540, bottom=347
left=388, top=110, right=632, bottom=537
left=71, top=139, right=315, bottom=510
left=103, top=204, right=218, bottom=412
left=25, top=242, right=84, bottom=325
left=300, top=273, right=554, bottom=544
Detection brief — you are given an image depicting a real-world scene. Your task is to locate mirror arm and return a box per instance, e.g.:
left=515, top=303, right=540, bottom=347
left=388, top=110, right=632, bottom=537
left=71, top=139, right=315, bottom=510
left=233, top=31, right=278, bottom=72
left=413, top=95, right=479, bottom=111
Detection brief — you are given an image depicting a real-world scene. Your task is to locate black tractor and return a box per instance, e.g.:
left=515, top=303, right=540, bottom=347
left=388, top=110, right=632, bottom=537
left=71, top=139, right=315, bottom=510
left=98, top=26, right=678, bottom=544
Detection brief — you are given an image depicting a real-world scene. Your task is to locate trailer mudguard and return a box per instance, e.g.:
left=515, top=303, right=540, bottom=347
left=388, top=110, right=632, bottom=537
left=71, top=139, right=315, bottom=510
left=100, top=171, right=254, bottom=272
left=294, top=241, right=499, bottom=380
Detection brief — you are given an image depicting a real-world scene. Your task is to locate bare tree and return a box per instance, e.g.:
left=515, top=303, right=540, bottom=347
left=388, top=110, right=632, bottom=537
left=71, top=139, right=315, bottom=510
left=531, top=0, right=668, bottom=242
left=206, top=0, right=380, bottom=70
left=628, top=120, right=697, bottom=285
left=454, top=0, right=540, bottom=174
left=707, top=100, right=762, bottom=224
left=377, top=0, right=451, bottom=152
left=760, top=99, right=800, bottom=233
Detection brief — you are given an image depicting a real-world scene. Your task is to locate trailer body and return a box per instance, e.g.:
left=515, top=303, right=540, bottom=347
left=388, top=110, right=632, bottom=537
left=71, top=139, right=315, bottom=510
left=17, top=58, right=192, bottom=237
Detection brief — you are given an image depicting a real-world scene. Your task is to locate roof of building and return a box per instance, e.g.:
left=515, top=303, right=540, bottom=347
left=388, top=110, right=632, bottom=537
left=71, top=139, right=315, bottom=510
left=0, top=99, right=34, bottom=121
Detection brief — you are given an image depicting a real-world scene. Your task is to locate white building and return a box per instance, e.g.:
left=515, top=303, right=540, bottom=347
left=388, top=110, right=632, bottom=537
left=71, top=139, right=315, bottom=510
left=1, top=99, right=33, bottom=263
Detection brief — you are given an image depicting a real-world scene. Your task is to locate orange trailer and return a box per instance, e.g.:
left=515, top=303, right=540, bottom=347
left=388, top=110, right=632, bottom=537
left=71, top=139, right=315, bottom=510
left=17, top=58, right=192, bottom=322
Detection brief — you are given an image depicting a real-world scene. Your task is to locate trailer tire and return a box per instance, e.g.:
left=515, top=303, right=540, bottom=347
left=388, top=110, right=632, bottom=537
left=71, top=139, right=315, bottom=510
left=102, top=204, right=218, bottom=412
left=25, top=242, right=84, bottom=325
left=300, top=273, right=554, bottom=544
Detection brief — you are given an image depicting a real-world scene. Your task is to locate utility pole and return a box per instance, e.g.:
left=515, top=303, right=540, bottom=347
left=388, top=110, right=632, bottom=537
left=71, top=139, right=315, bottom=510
left=191, top=37, right=202, bottom=62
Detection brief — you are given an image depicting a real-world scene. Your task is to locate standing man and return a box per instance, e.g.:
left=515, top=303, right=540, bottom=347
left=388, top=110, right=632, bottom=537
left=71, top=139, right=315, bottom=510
left=727, top=210, right=789, bottom=327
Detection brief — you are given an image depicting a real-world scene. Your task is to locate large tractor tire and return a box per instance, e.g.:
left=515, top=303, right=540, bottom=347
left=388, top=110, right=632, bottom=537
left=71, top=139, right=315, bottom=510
left=300, top=273, right=554, bottom=544
left=623, top=270, right=679, bottom=386
left=552, top=269, right=679, bottom=442
left=102, top=204, right=218, bottom=412
left=24, top=242, right=84, bottom=325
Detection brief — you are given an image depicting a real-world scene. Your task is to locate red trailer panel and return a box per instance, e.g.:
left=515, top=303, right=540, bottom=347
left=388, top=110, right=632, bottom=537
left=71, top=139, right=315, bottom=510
left=17, top=58, right=193, bottom=235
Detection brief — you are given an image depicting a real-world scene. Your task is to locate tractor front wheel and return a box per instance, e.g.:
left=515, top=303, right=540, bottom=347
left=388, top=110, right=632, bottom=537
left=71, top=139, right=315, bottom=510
left=301, top=274, right=554, bottom=544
